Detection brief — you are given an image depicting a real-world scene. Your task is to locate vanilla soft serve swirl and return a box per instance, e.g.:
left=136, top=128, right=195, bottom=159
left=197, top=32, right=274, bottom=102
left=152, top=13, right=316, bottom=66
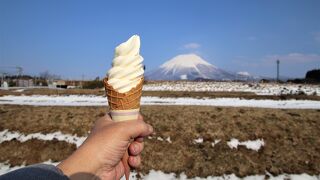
left=107, top=35, right=144, bottom=93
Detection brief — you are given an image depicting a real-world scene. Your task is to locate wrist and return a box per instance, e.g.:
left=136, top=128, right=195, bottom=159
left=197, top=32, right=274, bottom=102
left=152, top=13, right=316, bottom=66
left=57, top=144, right=105, bottom=179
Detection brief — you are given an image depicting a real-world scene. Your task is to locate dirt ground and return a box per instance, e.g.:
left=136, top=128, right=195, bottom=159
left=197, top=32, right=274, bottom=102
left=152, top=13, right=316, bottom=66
left=1, top=88, right=320, bottom=101
left=0, top=88, right=105, bottom=96
left=0, top=105, right=319, bottom=177
left=0, top=139, right=76, bottom=166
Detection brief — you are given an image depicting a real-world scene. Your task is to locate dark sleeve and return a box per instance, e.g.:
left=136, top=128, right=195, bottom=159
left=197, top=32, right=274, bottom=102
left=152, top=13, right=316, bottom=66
left=0, top=164, right=69, bottom=180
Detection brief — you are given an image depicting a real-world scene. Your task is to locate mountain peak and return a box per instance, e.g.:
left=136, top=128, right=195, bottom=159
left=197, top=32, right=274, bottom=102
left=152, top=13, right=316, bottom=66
left=146, top=53, right=236, bottom=80
left=160, top=54, right=215, bottom=70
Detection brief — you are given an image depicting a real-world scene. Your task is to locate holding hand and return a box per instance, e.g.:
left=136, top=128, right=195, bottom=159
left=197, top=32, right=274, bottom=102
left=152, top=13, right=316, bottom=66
left=58, top=114, right=153, bottom=180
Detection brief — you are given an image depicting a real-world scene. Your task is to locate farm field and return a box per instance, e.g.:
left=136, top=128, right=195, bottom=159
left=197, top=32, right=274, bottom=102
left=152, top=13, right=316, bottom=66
left=0, top=82, right=320, bottom=179
left=0, top=105, right=320, bottom=179
left=2, top=0, right=320, bottom=179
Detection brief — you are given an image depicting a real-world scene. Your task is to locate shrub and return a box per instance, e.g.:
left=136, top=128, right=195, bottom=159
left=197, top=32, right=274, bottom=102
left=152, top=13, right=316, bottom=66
left=82, top=80, right=104, bottom=89
left=306, top=69, right=320, bottom=83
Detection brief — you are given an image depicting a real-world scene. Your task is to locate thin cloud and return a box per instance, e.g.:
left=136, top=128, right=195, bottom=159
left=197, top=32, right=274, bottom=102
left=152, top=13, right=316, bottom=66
left=263, top=53, right=320, bottom=64
left=232, top=56, right=262, bottom=68
left=231, top=53, right=320, bottom=78
left=183, top=43, right=201, bottom=49
left=314, top=32, right=320, bottom=43
left=233, top=53, right=320, bottom=68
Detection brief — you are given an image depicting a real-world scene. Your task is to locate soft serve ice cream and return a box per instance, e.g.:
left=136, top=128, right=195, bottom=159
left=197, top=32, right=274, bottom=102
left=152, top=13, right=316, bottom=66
left=107, top=35, right=144, bottom=93
left=104, top=34, right=144, bottom=120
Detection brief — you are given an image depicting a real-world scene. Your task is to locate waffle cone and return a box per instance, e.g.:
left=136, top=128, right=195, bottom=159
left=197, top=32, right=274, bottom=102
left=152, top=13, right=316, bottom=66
left=103, top=77, right=144, bottom=110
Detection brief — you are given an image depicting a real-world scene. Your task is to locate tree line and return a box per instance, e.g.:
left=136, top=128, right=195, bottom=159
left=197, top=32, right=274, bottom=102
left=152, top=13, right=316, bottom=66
left=288, top=69, right=320, bottom=84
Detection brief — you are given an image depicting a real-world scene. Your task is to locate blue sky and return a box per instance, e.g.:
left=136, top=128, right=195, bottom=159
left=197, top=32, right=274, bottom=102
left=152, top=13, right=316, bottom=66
left=1, top=0, right=320, bottom=79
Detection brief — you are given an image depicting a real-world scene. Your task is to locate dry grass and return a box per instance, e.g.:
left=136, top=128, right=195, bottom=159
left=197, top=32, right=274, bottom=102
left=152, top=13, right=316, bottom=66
left=0, top=88, right=105, bottom=97
left=1, top=105, right=320, bottom=177
left=0, top=139, right=76, bottom=166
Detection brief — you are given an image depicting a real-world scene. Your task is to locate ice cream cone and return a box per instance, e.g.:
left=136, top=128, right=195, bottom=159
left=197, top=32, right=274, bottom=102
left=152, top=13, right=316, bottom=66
left=104, top=77, right=144, bottom=121
left=103, top=77, right=144, bottom=180
left=104, top=35, right=144, bottom=180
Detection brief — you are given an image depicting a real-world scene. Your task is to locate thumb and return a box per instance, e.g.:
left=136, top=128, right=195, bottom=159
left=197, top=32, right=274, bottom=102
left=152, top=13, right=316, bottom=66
left=116, top=119, right=153, bottom=140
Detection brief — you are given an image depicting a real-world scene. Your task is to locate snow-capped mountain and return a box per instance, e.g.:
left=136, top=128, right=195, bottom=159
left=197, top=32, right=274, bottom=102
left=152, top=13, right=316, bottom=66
left=145, top=54, right=237, bottom=80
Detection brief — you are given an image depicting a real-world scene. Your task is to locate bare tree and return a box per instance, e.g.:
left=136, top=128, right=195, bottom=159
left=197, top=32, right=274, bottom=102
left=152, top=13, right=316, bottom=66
left=39, top=70, right=61, bottom=80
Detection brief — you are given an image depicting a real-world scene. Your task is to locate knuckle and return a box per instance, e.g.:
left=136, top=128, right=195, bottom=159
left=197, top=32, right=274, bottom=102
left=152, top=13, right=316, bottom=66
left=136, top=121, right=148, bottom=131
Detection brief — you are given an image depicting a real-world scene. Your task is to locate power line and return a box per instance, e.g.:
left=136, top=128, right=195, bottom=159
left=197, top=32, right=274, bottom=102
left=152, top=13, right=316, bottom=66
left=0, top=66, right=23, bottom=76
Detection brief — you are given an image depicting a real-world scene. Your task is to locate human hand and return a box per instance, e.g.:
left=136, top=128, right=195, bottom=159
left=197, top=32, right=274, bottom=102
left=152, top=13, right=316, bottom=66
left=57, top=113, right=153, bottom=180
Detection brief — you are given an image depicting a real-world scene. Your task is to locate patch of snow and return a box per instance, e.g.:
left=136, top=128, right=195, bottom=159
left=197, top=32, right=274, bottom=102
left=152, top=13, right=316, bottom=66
left=211, top=139, right=221, bottom=147
left=194, top=137, right=204, bottom=144
left=0, top=130, right=86, bottom=148
left=143, top=97, right=320, bottom=109
left=13, top=89, right=25, bottom=92
left=149, top=136, right=171, bottom=143
left=227, top=138, right=265, bottom=151
left=227, top=139, right=240, bottom=149
left=0, top=163, right=26, bottom=176
left=157, top=137, right=164, bottom=141
left=166, top=137, right=172, bottom=143
left=1, top=95, right=320, bottom=109
left=0, top=95, right=107, bottom=106
left=140, top=170, right=177, bottom=180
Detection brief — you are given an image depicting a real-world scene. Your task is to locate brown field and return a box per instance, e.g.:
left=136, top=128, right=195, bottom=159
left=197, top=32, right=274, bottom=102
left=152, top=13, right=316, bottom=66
left=0, top=105, right=319, bottom=177
left=1, top=88, right=320, bottom=101
left=0, top=88, right=105, bottom=97
left=0, top=140, right=76, bottom=166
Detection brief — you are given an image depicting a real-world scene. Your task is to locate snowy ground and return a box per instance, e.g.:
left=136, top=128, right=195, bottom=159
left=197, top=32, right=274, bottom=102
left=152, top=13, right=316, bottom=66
left=1, top=83, right=319, bottom=179
left=0, top=130, right=264, bottom=152
left=0, top=95, right=320, bottom=109
left=144, top=82, right=320, bottom=96
left=0, top=129, right=319, bottom=179
left=0, top=162, right=319, bottom=180
left=1, top=82, right=319, bottom=96
left=0, top=130, right=271, bottom=179
left=0, top=130, right=86, bottom=148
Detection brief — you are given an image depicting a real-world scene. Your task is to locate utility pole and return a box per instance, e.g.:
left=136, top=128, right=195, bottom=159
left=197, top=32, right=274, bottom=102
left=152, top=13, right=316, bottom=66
left=276, top=59, right=280, bottom=82
left=81, top=74, right=85, bottom=88
left=1, top=73, right=4, bottom=86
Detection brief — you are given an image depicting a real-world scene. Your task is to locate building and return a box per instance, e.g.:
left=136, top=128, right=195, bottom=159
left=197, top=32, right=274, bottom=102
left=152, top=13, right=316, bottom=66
left=17, top=79, right=34, bottom=87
